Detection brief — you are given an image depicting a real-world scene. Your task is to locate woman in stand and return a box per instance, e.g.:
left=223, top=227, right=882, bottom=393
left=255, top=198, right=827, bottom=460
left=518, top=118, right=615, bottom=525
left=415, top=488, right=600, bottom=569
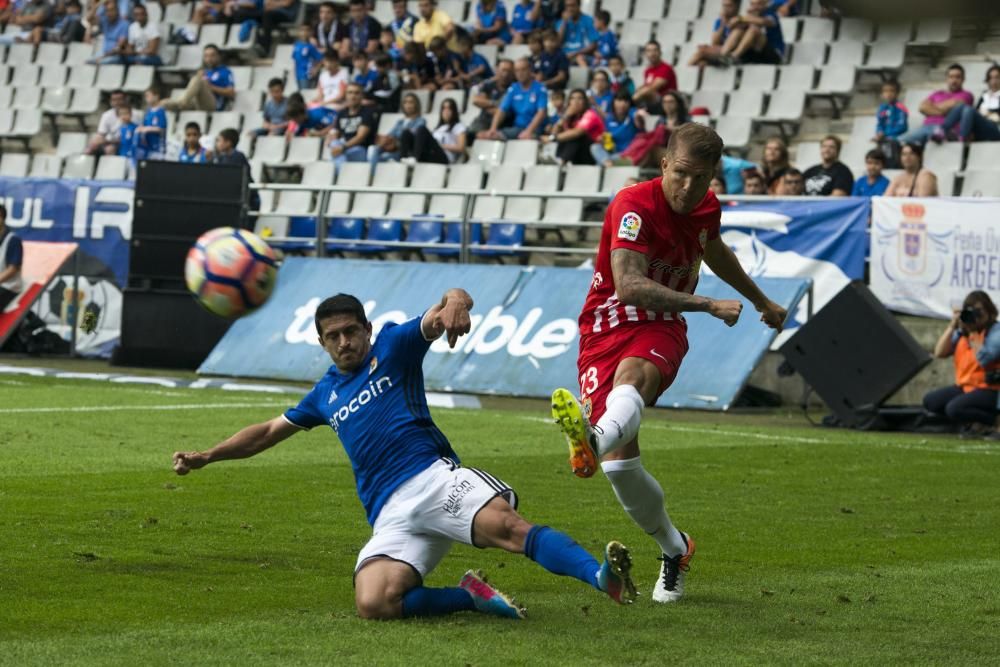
left=368, top=92, right=425, bottom=166
left=885, top=142, right=939, bottom=197
left=399, top=97, right=467, bottom=164
left=541, top=88, right=605, bottom=165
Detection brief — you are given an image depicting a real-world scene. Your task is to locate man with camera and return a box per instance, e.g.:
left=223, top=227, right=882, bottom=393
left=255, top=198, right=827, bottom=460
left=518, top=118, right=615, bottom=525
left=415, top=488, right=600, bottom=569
left=924, top=290, right=1000, bottom=438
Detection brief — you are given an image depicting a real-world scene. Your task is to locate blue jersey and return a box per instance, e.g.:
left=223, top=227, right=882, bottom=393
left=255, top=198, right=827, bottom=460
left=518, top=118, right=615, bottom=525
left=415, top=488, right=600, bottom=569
left=141, top=106, right=167, bottom=153
left=606, top=108, right=638, bottom=151
left=510, top=1, right=539, bottom=33
left=464, top=51, right=494, bottom=83
left=762, top=10, right=785, bottom=56
left=284, top=317, right=459, bottom=524
left=303, top=106, right=337, bottom=131
left=500, top=80, right=548, bottom=129
left=118, top=121, right=137, bottom=158
left=204, top=66, right=234, bottom=110
left=476, top=0, right=511, bottom=42
left=178, top=146, right=208, bottom=163
left=292, top=40, right=323, bottom=83
left=590, top=90, right=613, bottom=115
left=596, top=29, right=617, bottom=61
left=556, top=13, right=598, bottom=55
left=876, top=101, right=909, bottom=138
left=536, top=49, right=569, bottom=83
left=851, top=175, right=889, bottom=197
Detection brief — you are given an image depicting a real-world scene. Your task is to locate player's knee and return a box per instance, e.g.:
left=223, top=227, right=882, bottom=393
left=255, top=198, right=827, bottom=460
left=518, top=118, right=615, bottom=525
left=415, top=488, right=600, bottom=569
left=355, top=591, right=400, bottom=620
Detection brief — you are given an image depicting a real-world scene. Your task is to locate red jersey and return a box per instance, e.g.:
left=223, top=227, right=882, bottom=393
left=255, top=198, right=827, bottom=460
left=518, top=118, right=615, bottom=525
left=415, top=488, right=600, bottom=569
left=644, top=61, right=677, bottom=93
left=579, top=177, right=721, bottom=336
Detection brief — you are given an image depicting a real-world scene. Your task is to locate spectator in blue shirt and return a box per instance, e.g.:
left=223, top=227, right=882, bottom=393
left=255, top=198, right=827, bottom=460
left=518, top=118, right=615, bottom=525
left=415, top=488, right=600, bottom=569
left=587, top=69, right=613, bottom=116
left=89, top=0, right=130, bottom=64
left=544, top=88, right=565, bottom=133
left=509, top=0, right=540, bottom=43
left=248, top=78, right=289, bottom=137
left=116, top=107, right=138, bottom=160
left=0, top=204, right=24, bottom=312
left=770, top=0, right=799, bottom=16
left=479, top=57, right=548, bottom=140
left=178, top=122, right=211, bottom=164
left=556, top=0, right=598, bottom=65
left=721, top=154, right=760, bottom=194
left=852, top=150, right=890, bottom=197
left=427, top=36, right=464, bottom=90
left=590, top=90, right=643, bottom=166
left=455, top=34, right=494, bottom=87
left=874, top=79, right=909, bottom=141
left=607, top=55, right=635, bottom=97
left=368, top=92, right=425, bottom=166
left=536, top=30, right=569, bottom=89
left=591, top=9, right=617, bottom=66
left=471, top=0, right=510, bottom=44
left=389, top=0, right=417, bottom=46
left=352, top=52, right=378, bottom=89
left=286, top=95, right=338, bottom=137
left=293, top=23, right=323, bottom=90
left=164, top=44, right=236, bottom=112
left=135, top=87, right=167, bottom=159
left=719, top=0, right=784, bottom=66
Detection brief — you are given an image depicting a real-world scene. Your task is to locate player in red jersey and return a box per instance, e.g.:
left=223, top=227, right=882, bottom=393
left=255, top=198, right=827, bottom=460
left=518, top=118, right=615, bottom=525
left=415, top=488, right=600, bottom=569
left=550, top=123, right=787, bottom=603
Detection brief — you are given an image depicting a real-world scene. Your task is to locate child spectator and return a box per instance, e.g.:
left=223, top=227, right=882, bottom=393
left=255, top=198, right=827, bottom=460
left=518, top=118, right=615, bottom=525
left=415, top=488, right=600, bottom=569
left=537, top=29, right=569, bottom=89
left=545, top=88, right=566, bottom=133
left=293, top=23, right=322, bottom=90
left=135, top=86, right=167, bottom=159
left=400, top=40, right=435, bottom=89
left=366, top=54, right=402, bottom=111
left=592, top=9, right=617, bottom=66
left=178, top=122, right=211, bottom=163
left=527, top=30, right=544, bottom=76
left=285, top=97, right=338, bottom=137
left=590, top=90, right=642, bottom=166
left=116, top=106, right=138, bottom=160
left=379, top=27, right=403, bottom=66
left=541, top=88, right=605, bottom=165
left=313, top=49, right=348, bottom=109
left=427, top=36, right=463, bottom=90
left=710, top=174, right=727, bottom=195
left=607, top=55, right=634, bottom=96
left=471, top=0, right=511, bottom=44
left=510, top=0, right=540, bottom=43
left=456, top=33, right=493, bottom=87
left=249, top=78, right=289, bottom=136
left=587, top=69, right=613, bottom=116
left=874, top=79, right=908, bottom=168
left=353, top=51, right=376, bottom=88
left=86, top=89, right=127, bottom=155
left=852, top=149, right=890, bottom=196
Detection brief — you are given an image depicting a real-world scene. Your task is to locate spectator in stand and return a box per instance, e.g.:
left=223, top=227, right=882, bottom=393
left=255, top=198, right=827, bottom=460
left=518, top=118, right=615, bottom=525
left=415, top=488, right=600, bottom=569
left=478, top=57, right=548, bottom=140
left=607, top=54, right=634, bottom=96
left=0, top=0, right=53, bottom=45
left=542, top=88, right=604, bottom=164
left=471, top=0, right=511, bottom=45
left=116, top=106, right=138, bottom=160
left=380, top=26, right=402, bottom=65
left=758, top=136, right=789, bottom=193
left=543, top=88, right=565, bottom=132
left=87, top=0, right=129, bottom=64
left=313, top=49, right=349, bottom=109
left=851, top=150, right=889, bottom=197
left=212, top=127, right=260, bottom=211
left=353, top=52, right=375, bottom=87
left=293, top=23, right=323, bottom=90
left=688, top=0, right=739, bottom=67
left=400, top=40, right=435, bottom=89
left=527, top=30, right=544, bottom=74
left=426, top=35, right=463, bottom=90
left=399, top=97, right=467, bottom=164
left=633, top=41, right=677, bottom=110
left=192, top=0, right=223, bottom=26
left=934, top=64, right=1000, bottom=143
left=591, top=10, right=617, bottom=67
left=0, top=204, right=24, bottom=313
left=368, top=91, right=425, bottom=166
left=537, top=29, right=569, bottom=89
left=587, top=69, right=613, bottom=116
left=327, top=83, right=376, bottom=171
left=366, top=54, right=402, bottom=112
left=113, top=3, right=161, bottom=65
left=248, top=0, right=300, bottom=56
left=590, top=90, right=643, bottom=167
left=770, top=0, right=799, bottom=16
left=248, top=78, right=289, bottom=137
left=742, top=170, right=767, bottom=194
left=510, top=0, right=540, bottom=43
left=885, top=143, right=939, bottom=197
left=467, top=58, right=514, bottom=136
left=163, top=44, right=235, bottom=112
left=312, top=1, right=337, bottom=50
left=656, top=91, right=690, bottom=131
left=873, top=79, right=908, bottom=144
left=898, top=64, right=975, bottom=146
left=336, top=0, right=381, bottom=63
left=720, top=154, right=759, bottom=194
left=134, top=86, right=167, bottom=160
left=285, top=97, right=337, bottom=137
left=802, top=135, right=853, bottom=196
left=28, top=0, right=83, bottom=45
left=389, top=0, right=417, bottom=46
left=925, top=291, right=1000, bottom=437
left=178, top=122, right=212, bottom=163
left=86, top=89, right=128, bottom=155
left=710, top=173, right=727, bottom=195
left=456, top=34, right=494, bottom=87
left=413, top=0, right=456, bottom=50
left=719, top=0, right=784, bottom=66
left=556, top=0, right=597, bottom=67
left=776, top=167, right=804, bottom=195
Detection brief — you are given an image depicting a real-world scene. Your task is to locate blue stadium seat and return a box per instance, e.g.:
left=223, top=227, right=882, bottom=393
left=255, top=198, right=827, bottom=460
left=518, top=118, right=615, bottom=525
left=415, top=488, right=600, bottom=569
left=272, top=216, right=319, bottom=252
left=406, top=218, right=443, bottom=245
left=359, top=219, right=403, bottom=254
left=473, top=223, right=525, bottom=259
left=325, top=217, right=365, bottom=253
left=424, top=221, right=482, bottom=257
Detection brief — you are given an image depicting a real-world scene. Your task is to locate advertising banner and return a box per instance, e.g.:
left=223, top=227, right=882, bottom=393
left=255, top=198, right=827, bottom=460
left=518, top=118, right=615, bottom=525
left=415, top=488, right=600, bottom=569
left=871, top=197, right=1000, bottom=319
left=200, top=258, right=809, bottom=410
left=0, top=177, right=133, bottom=356
left=0, top=241, right=78, bottom=348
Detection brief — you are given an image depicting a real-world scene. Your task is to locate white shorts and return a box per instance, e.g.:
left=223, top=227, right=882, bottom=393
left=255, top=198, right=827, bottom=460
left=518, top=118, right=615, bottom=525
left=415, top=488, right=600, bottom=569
left=355, top=458, right=518, bottom=581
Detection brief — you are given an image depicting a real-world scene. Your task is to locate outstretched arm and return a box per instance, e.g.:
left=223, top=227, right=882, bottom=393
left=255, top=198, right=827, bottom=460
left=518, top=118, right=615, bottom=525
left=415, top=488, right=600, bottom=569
left=703, top=237, right=787, bottom=331
left=172, top=416, right=300, bottom=474
left=421, top=288, right=474, bottom=348
left=611, top=247, right=743, bottom=326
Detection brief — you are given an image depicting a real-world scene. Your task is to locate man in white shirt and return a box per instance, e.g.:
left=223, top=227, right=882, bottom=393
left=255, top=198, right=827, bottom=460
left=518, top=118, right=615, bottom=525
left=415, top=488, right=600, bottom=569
left=120, top=3, right=162, bottom=65
left=85, top=89, right=128, bottom=155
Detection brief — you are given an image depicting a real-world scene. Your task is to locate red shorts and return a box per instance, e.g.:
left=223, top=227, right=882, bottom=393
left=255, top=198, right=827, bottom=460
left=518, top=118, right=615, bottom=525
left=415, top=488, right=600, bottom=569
left=577, top=320, right=689, bottom=423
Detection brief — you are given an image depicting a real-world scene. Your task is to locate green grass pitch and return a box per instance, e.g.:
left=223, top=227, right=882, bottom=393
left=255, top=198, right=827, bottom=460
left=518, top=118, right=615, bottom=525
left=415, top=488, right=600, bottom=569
left=2, top=374, right=999, bottom=665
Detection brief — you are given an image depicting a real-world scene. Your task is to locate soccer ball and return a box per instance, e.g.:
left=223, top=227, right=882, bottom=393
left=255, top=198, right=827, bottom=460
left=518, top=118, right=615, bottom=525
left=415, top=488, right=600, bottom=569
left=184, top=227, right=278, bottom=318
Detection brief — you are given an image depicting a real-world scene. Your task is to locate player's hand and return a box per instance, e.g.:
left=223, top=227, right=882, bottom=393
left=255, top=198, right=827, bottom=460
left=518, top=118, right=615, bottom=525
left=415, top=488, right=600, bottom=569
left=173, top=451, right=209, bottom=475
left=756, top=300, right=787, bottom=332
left=708, top=299, right=743, bottom=327
left=436, top=302, right=472, bottom=348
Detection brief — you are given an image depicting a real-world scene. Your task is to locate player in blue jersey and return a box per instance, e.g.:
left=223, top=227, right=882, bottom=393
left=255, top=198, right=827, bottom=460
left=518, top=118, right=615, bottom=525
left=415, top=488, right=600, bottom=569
left=173, top=289, right=637, bottom=620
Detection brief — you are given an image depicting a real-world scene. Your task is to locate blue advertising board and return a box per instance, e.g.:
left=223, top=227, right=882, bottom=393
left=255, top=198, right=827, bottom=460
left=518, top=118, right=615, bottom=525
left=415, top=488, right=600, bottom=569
left=199, top=258, right=809, bottom=410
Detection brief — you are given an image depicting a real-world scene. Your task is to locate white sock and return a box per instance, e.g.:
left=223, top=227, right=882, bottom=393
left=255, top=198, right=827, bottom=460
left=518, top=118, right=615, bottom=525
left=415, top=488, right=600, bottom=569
left=602, top=456, right=686, bottom=557
left=594, top=385, right=644, bottom=457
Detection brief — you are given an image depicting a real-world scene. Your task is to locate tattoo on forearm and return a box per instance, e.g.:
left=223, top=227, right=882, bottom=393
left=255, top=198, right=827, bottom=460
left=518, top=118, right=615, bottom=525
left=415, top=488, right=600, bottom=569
left=611, top=249, right=709, bottom=313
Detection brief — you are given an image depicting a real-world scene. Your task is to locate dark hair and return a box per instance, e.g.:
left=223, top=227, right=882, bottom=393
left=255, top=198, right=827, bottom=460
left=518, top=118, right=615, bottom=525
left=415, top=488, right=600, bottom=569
left=497, top=57, right=514, bottom=68
left=882, top=79, right=900, bottom=92
left=566, top=88, right=590, bottom=120
left=218, top=128, right=239, bottom=147
left=595, top=9, right=610, bottom=24
left=608, top=54, right=623, bottom=64
left=324, top=48, right=339, bottom=61
left=864, top=149, right=885, bottom=164
left=666, top=122, right=724, bottom=165
left=744, top=170, right=764, bottom=185
left=590, top=69, right=609, bottom=84
left=375, top=54, right=392, bottom=68
left=401, top=91, right=423, bottom=115
left=0, top=203, right=6, bottom=221
left=946, top=63, right=965, bottom=77
left=267, top=77, right=284, bottom=89
left=428, top=35, right=447, bottom=51
left=963, top=290, right=998, bottom=323
left=901, top=142, right=923, bottom=162
left=133, top=2, right=146, bottom=12
left=822, top=134, right=842, bottom=152
left=613, top=88, right=633, bottom=106
left=349, top=0, right=365, bottom=5
left=986, top=64, right=1000, bottom=82
left=66, top=0, right=81, bottom=8
left=662, top=90, right=689, bottom=122
left=314, top=294, right=367, bottom=334
left=288, top=91, right=305, bottom=107
left=646, top=39, right=661, bottom=50
left=438, top=97, right=459, bottom=129
left=184, top=121, right=202, bottom=133
left=204, top=43, right=220, bottom=53
left=785, top=167, right=802, bottom=178
left=711, top=175, right=727, bottom=193
left=110, top=88, right=125, bottom=97
left=145, top=85, right=161, bottom=97
left=320, top=0, right=336, bottom=9
left=287, top=102, right=307, bottom=120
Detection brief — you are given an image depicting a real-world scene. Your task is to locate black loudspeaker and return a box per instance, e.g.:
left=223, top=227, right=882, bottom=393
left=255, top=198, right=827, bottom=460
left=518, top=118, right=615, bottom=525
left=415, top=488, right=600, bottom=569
left=779, top=282, right=931, bottom=426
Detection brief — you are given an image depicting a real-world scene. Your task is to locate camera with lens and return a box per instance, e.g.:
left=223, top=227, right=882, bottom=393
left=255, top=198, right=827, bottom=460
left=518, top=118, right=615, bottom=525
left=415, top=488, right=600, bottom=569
left=959, top=307, right=981, bottom=324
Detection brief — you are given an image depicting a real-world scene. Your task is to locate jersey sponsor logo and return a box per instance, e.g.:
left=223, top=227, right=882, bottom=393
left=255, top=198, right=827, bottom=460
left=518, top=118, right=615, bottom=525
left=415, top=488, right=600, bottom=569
left=328, top=388, right=338, bottom=404
left=442, top=479, right=475, bottom=516
left=329, top=375, right=392, bottom=433
left=618, top=211, right=641, bottom=241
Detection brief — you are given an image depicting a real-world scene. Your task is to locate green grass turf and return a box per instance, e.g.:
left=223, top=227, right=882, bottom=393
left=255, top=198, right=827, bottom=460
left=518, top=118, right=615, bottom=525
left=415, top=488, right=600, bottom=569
left=2, top=375, right=999, bottom=666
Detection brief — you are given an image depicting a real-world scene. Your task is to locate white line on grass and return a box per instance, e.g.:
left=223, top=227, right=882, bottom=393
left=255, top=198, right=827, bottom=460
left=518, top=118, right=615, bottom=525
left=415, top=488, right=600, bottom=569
left=0, top=402, right=288, bottom=414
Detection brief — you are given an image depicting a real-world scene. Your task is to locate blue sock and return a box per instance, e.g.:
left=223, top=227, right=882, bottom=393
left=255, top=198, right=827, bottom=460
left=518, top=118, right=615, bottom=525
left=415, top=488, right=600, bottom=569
left=523, top=525, right=601, bottom=590
left=401, top=586, right=475, bottom=617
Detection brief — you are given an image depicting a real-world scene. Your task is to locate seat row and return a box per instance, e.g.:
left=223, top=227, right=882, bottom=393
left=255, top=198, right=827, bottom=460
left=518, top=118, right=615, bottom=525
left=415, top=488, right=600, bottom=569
left=0, top=152, right=130, bottom=181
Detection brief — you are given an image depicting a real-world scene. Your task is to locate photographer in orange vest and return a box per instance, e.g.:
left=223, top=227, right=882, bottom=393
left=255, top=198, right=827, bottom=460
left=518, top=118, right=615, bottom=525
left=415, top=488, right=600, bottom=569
left=924, top=290, right=1000, bottom=438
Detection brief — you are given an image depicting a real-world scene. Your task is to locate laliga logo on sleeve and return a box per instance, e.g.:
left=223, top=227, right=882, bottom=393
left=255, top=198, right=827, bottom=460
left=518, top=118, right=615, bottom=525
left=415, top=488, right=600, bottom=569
left=618, top=211, right=642, bottom=241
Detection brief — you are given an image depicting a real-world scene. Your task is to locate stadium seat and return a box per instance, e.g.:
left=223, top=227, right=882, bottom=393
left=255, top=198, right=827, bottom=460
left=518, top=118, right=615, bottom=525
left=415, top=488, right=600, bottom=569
left=210, top=111, right=244, bottom=137
left=428, top=194, right=465, bottom=219
left=0, top=153, right=29, bottom=178
left=29, top=154, right=62, bottom=178
left=937, top=170, right=956, bottom=197
left=386, top=193, right=427, bottom=221
left=542, top=197, right=584, bottom=226
left=714, top=116, right=753, bottom=151
left=163, top=2, right=191, bottom=24
left=690, top=90, right=727, bottom=117
left=778, top=17, right=800, bottom=42
left=94, top=64, right=125, bottom=91
left=777, top=65, right=816, bottom=91
left=485, top=164, right=523, bottom=192
left=562, top=164, right=601, bottom=193
left=839, top=141, right=868, bottom=174
left=338, top=161, right=371, bottom=187
left=252, top=135, right=287, bottom=163
left=373, top=161, right=408, bottom=187
left=410, top=162, right=447, bottom=189
left=429, top=221, right=482, bottom=257
left=877, top=22, right=913, bottom=44
left=849, top=116, right=877, bottom=142
left=725, top=90, right=764, bottom=118
left=175, top=110, right=209, bottom=139
left=827, top=41, right=865, bottom=68
left=361, top=219, right=404, bottom=254
left=700, top=67, right=736, bottom=92
left=911, top=18, right=951, bottom=44
left=232, top=90, right=263, bottom=115
left=66, top=64, right=96, bottom=89
left=965, top=143, right=1000, bottom=171
left=437, top=0, right=466, bottom=22
left=0, top=109, right=13, bottom=136
left=430, top=89, right=466, bottom=114
left=813, top=67, right=857, bottom=116
left=502, top=44, right=531, bottom=60
left=502, top=196, right=541, bottom=223
left=6, top=43, right=34, bottom=66
left=326, top=216, right=366, bottom=253
left=11, top=64, right=39, bottom=86
left=35, top=42, right=65, bottom=67
left=56, top=132, right=87, bottom=157
left=224, top=23, right=257, bottom=52
left=122, top=65, right=155, bottom=93
left=274, top=186, right=314, bottom=215
left=285, top=136, right=321, bottom=164
left=12, top=86, right=41, bottom=110
left=470, top=139, right=504, bottom=169
left=960, top=170, right=1000, bottom=197
left=601, top=166, right=640, bottom=194
left=39, top=64, right=67, bottom=88
left=62, top=154, right=95, bottom=179
left=7, top=109, right=42, bottom=148
left=170, top=45, right=203, bottom=72
left=95, top=155, right=129, bottom=180
left=229, top=66, right=252, bottom=91
left=761, top=90, right=806, bottom=124
left=739, top=65, right=776, bottom=91
left=903, top=87, right=933, bottom=127
left=675, top=66, right=700, bottom=92
left=632, top=0, right=666, bottom=20
left=447, top=163, right=484, bottom=190
left=524, top=164, right=559, bottom=192
left=473, top=44, right=499, bottom=68
left=838, top=17, right=874, bottom=42
left=41, top=87, right=72, bottom=114
left=0, top=64, right=8, bottom=86
left=800, top=18, right=835, bottom=43
left=620, top=20, right=652, bottom=47
left=0, top=88, right=11, bottom=110
left=65, top=87, right=100, bottom=127
left=501, top=140, right=538, bottom=167
left=923, top=142, right=963, bottom=174
left=64, top=42, right=92, bottom=66
left=794, top=141, right=821, bottom=169
left=655, top=22, right=689, bottom=48
left=198, top=24, right=228, bottom=48
left=790, top=42, right=826, bottom=67
left=406, top=218, right=444, bottom=253
left=567, top=66, right=590, bottom=89
left=475, top=222, right=526, bottom=259
left=472, top=195, right=504, bottom=221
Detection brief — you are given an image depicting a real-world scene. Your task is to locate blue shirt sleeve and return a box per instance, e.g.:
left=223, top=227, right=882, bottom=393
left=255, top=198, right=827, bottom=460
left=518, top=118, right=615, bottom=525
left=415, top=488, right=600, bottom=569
left=379, top=315, right=432, bottom=363
left=977, top=323, right=1000, bottom=367
left=583, top=15, right=598, bottom=43
left=535, top=85, right=548, bottom=112
left=284, top=385, right=327, bottom=429
left=851, top=177, right=864, bottom=197
left=5, top=235, right=23, bottom=267
left=499, top=85, right=515, bottom=113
